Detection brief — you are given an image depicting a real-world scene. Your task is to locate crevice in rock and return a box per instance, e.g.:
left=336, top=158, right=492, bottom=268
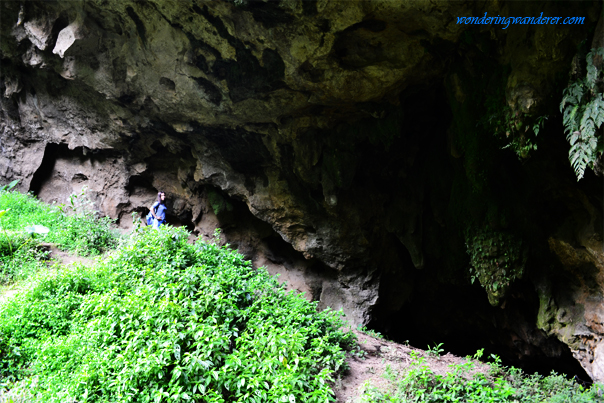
left=29, top=142, right=60, bottom=195
left=126, top=6, right=147, bottom=47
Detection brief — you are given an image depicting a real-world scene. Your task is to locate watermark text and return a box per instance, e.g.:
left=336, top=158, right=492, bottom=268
left=457, top=12, right=585, bottom=29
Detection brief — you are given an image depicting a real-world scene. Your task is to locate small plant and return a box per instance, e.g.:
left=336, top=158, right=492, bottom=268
left=350, top=344, right=367, bottom=360
left=427, top=342, right=444, bottom=358
left=51, top=187, right=118, bottom=255
left=482, top=106, right=547, bottom=159
left=474, top=348, right=485, bottom=360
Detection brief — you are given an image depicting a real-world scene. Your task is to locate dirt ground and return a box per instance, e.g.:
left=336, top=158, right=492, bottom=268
left=45, top=244, right=96, bottom=267
left=334, top=330, right=490, bottom=402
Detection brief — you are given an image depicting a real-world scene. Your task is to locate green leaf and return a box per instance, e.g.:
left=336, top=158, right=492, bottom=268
left=587, top=64, right=598, bottom=88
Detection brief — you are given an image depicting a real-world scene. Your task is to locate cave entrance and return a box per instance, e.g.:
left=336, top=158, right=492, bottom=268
left=367, top=243, right=591, bottom=381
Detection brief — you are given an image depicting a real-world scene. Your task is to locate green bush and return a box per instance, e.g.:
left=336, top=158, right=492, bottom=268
left=51, top=213, right=117, bottom=255
left=0, top=226, right=354, bottom=402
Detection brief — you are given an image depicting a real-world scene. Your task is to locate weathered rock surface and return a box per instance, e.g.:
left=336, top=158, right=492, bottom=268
left=1, top=0, right=603, bottom=379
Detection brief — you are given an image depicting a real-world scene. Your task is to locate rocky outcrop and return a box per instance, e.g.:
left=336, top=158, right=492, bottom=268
left=1, top=0, right=603, bottom=379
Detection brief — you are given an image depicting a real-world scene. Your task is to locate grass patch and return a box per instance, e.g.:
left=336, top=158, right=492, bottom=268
left=0, top=188, right=118, bottom=283
left=0, top=225, right=354, bottom=402
left=359, top=351, right=603, bottom=402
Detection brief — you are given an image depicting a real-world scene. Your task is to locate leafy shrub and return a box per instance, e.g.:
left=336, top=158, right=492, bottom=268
left=52, top=213, right=117, bottom=255
left=0, top=226, right=354, bottom=402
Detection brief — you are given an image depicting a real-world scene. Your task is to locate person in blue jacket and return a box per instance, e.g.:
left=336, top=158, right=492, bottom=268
left=148, top=191, right=167, bottom=229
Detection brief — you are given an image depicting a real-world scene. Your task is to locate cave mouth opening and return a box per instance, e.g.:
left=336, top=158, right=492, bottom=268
left=367, top=296, right=591, bottom=384
left=352, top=81, right=593, bottom=383
left=367, top=238, right=591, bottom=382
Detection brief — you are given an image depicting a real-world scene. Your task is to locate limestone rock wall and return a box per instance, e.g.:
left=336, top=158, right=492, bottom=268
left=2, top=0, right=604, bottom=379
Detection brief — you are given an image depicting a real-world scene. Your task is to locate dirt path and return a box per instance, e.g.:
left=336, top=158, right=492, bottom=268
left=335, top=330, right=490, bottom=402
left=47, top=245, right=96, bottom=267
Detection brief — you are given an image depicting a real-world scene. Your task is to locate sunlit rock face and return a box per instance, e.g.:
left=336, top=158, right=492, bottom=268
left=1, top=0, right=603, bottom=379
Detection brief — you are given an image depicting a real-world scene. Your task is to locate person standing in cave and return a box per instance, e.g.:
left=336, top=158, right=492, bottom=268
left=147, top=191, right=167, bottom=229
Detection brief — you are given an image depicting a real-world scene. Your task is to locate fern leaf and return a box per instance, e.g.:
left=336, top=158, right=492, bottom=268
left=587, top=49, right=594, bottom=65
left=563, top=107, right=573, bottom=131
left=596, top=109, right=604, bottom=129
left=568, top=131, right=591, bottom=181
left=533, top=123, right=540, bottom=136
left=564, top=105, right=579, bottom=134
left=560, top=96, right=567, bottom=113
left=562, top=47, right=604, bottom=181
left=581, top=118, right=595, bottom=137
left=589, top=136, right=598, bottom=150
left=571, top=145, right=582, bottom=165
left=570, top=147, right=589, bottom=181
left=595, top=97, right=604, bottom=128
left=587, top=65, right=597, bottom=89
left=571, top=84, right=584, bottom=104
left=580, top=105, right=592, bottom=130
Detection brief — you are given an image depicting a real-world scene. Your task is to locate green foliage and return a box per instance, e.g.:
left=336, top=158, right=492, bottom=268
left=52, top=212, right=116, bottom=256
left=474, top=348, right=485, bottom=360
left=561, top=47, right=604, bottom=180
left=0, top=226, right=354, bottom=402
left=0, top=187, right=118, bottom=257
left=481, top=105, right=547, bottom=159
left=207, top=189, right=233, bottom=216
left=359, top=352, right=603, bottom=402
left=0, top=186, right=118, bottom=283
left=0, top=244, right=49, bottom=284
left=465, top=228, right=526, bottom=306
